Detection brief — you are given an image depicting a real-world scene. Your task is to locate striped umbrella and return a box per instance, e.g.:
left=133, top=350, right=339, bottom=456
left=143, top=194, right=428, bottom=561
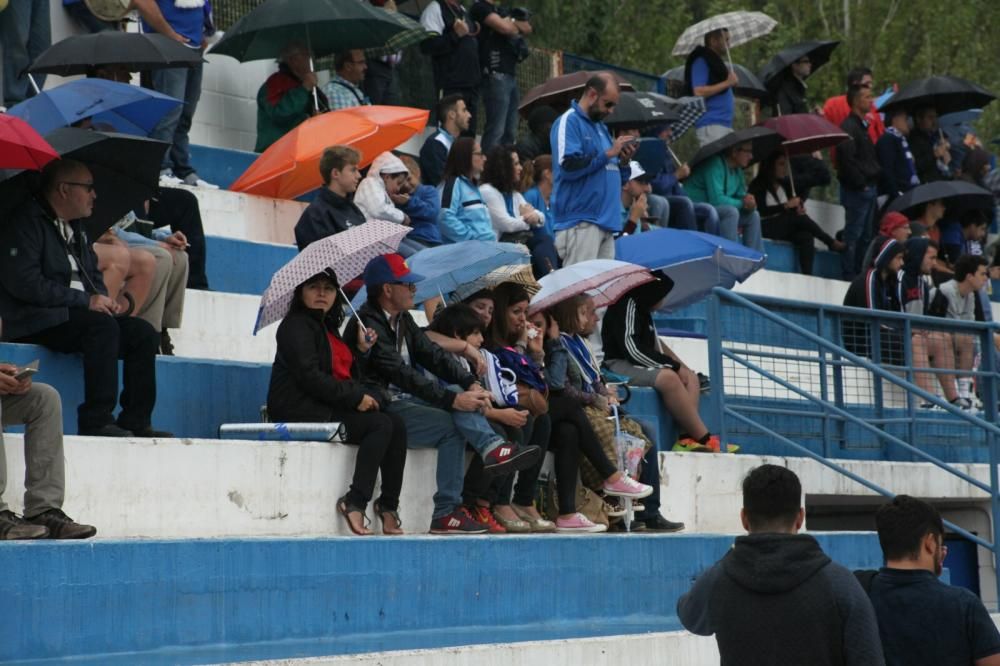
left=528, top=260, right=654, bottom=315
left=452, top=263, right=540, bottom=302
left=672, top=11, right=777, bottom=58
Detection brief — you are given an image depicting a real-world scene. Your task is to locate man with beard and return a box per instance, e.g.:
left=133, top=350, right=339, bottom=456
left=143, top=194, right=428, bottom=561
left=549, top=73, right=637, bottom=265
left=864, top=496, right=1000, bottom=666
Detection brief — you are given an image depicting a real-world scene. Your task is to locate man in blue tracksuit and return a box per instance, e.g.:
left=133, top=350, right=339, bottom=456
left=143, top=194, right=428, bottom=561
left=550, top=73, right=637, bottom=265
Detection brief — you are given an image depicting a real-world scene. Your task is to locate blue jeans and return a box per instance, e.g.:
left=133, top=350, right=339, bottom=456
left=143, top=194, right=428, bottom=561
left=1, top=0, right=50, bottom=107
left=150, top=62, right=204, bottom=178
left=716, top=206, right=763, bottom=252
left=386, top=395, right=503, bottom=519
left=646, top=194, right=671, bottom=228
left=480, top=72, right=519, bottom=151
left=840, top=185, right=877, bottom=280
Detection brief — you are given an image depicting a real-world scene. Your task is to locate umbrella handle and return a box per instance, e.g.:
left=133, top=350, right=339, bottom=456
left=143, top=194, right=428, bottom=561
left=309, top=55, right=320, bottom=113
left=724, top=42, right=734, bottom=70
left=339, top=286, right=368, bottom=336
left=666, top=145, right=681, bottom=168
left=28, top=74, right=40, bottom=95
left=785, top=147, right=797, bottom=198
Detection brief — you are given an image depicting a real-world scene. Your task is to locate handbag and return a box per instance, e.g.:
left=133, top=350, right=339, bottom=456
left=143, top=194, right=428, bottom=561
left=544, top=477, right=610, bottom=527
left=578, top=404, right=651, bottom=490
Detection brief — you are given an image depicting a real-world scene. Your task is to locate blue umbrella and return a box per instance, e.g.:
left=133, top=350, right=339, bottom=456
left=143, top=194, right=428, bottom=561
left=6, top=78, right=181, bottom=137
left=352, top=240, right=530, bottom=308
left=615, top=228, right=766, bottom=311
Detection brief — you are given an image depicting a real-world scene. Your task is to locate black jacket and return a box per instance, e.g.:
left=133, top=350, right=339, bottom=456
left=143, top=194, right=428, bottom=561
left=601, top=277, right=679, bottom=370
left=677, top=533, right=885, bottom=666
left=837, top=113, right=882, bottom=191
left=293, top=188, right=367, bottom=251
left=772, top=74, right=810, bottom=115
left=418, top=129, right=451, bottom=188
left=344, top=301, right=476, bottom=409
left=419, top=0, right=480, bottom=91
left=266, top=308, right=383, bottom=422
left=0, top=198, right=106, bottom=341
left=875, top=130, right=917, bottom=198
left=909, top=128, right=949, bottom=184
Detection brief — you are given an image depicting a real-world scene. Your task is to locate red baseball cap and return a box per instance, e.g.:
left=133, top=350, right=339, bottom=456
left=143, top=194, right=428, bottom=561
left=879, top=211, right=910, bottom=236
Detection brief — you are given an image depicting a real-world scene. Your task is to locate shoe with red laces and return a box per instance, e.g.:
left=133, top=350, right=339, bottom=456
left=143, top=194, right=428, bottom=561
left=468, top=505, right=506, bottom=534
left=429, top=507, right=489, bottom=535
left=482, top=442, right=541, bottom=477
left=704, top=435, right=740, bottom=454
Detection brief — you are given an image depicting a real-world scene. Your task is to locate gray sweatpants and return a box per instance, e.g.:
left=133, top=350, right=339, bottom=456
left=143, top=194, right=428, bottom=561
left=0, top=382, right=65, bottom=516
left=136, top=244, right=188, bottom=331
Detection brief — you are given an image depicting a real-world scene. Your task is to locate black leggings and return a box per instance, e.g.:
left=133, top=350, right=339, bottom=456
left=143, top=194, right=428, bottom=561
left=336, top=410, right=408, bottom=511
left=762, top=212, right=837, bottom=276
left=547, top=393, right=617, bottom=515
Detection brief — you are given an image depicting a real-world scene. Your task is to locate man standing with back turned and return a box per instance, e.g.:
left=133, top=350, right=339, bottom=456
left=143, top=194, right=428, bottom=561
left=677, top=464, right=884, bottom=666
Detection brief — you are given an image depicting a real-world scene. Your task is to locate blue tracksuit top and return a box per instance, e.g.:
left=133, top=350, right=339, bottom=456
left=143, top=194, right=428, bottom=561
left=550, top=100, right=625, bottom=234
left=438, top=175, right=496, bottom=242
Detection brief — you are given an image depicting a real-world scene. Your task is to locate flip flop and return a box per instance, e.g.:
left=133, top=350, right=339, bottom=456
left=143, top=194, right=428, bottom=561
left=336, top=495, right=372, bottom=536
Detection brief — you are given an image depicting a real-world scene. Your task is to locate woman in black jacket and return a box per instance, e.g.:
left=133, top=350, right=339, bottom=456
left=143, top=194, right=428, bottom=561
left=267, top=271, right=407, bottom=536
left=749, top=153, right=844, bottom=275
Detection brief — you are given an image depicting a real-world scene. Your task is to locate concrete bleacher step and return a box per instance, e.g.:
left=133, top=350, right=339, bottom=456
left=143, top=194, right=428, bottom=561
left=174, top=288, right=276, bottom=363
left=0, top=531, right=881, bottom=664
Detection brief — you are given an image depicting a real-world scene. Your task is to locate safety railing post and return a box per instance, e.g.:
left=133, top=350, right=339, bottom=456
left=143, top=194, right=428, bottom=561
left=982, top=325, right=1000, bottom=610
left=707, top=292, right=726, bottom=445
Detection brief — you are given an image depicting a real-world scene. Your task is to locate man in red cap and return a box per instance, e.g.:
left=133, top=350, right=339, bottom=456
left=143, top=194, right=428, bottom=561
left=345, top=254, right=542, bottom=534
left=860, top=211, right=912, bottom=270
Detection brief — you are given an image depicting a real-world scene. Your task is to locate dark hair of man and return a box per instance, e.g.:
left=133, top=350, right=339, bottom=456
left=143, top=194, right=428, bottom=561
left=442, top=136, right=477, bottom=182
left=463, top=288, right=495, bottom=305
left=875, top=495, right=944, bottom=561
left=290, top=272, right=345, bottom=329
left=427, top=303, right=484, bottom=339
left=367, top=283, right=387, bottom=310
left=954, top=254, right=988, bottom=282
left=481, top=144, right=519, bottom=193
left=437, top=94, right=465, bottom=125
left=41, top=158, right=87, bottom=194
left=845, top=66, right=873, bottom=89
left=703, top=28, right=726, bottom=46
left=960, top=209, right=989, bottom=228
left=489, top=282, right=532, bottom=348
left=318, top=145, right=360, bottom=186
left=549, top=293, right=586, bottom=336
left=334, top=50, right=355, bottom=72
left=741, top=464, right=802, bottom=531
left=584, top=73, right=611, bottom=96
left=846, top=85, right=865, bottom=109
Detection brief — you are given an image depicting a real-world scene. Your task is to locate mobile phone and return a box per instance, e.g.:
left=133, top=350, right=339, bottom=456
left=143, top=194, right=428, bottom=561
left=14, top=367, right=37, bottom=381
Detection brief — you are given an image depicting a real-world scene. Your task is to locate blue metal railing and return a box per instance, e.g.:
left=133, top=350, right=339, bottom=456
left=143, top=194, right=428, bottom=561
left=706, top=288, right=1000, bottom=604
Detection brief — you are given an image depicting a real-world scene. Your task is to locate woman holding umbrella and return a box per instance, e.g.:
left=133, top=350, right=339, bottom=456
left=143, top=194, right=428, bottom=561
left=749, top=153, right=845, bottom=275
left=266, top=271, right=407, bottom=536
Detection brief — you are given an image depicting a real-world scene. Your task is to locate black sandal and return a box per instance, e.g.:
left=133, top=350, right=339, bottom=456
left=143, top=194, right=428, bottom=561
left=373, top=498, right=403, bottom=535
left=336, top=494, right=372, bottom=536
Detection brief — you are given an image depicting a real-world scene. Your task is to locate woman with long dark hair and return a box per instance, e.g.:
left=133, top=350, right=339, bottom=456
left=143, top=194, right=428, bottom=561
left=266, top=271, right=407, bottom=536
left=438, top=137, right=495, bottom=243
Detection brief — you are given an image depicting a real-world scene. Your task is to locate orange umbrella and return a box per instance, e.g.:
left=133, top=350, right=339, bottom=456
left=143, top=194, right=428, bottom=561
left=230, top=105, right=429, bottom=199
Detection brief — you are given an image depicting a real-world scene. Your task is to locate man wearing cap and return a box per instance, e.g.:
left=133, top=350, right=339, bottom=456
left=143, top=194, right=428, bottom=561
left=620, top=161, right=653, bottom=235
left=861, top=211, right=912, bottom=270
left=346, top=254, right=542, bottom=534
left=354, top=151, right=427, bottom=257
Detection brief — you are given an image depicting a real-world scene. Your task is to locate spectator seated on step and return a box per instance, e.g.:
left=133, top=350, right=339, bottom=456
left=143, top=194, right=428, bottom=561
left=294, top=146, right=366, bottom=251
left=354, top=151, right=429, bottom=257
left=437, top=138, right=497, bottom=244
left=323, top=49, right=371, bottom=112
left=685, top=142, right=764, bottom=253
left=396, top=154, right=443, bottom=248
left=255, top=41, right=328, bottom=153
left=0, top=159, right=171, bottom=439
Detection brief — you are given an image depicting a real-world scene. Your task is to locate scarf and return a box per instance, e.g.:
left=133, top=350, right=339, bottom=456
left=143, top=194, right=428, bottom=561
left=887, top=127, right=920, bottom=187
left=560, top=333, right=601, bottom=392
left=683, top=45, right=729, bottom=96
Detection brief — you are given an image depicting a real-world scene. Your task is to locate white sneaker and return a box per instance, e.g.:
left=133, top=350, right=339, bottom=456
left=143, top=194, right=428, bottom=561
left=182, top=173, right=219, bottom=189
left=159, top=169, right=183, bottom=187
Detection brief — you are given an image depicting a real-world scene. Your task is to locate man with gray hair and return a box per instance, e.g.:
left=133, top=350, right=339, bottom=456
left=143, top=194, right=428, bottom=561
left=255, top=42, right=328, bottom=152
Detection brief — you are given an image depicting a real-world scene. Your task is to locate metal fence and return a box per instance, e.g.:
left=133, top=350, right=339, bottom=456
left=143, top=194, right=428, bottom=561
left=706, top=287, right=1000, bottom=603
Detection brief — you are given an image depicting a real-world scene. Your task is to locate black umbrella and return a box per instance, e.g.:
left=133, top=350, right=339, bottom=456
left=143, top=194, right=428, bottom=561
left=879, top=76, right=996, bottom=116
left=887, top=180, right=994, bottom=215
left=27, top=33, right=203, bottom=77
left=758, top=40, right=840, bottom=88
left=664, top=64, right=769, bottom=102
left=689, top=126, right=783, bottom=170
left=44, top=128, right=169, bottom=238
left=605, top=92, right=681, bottom=129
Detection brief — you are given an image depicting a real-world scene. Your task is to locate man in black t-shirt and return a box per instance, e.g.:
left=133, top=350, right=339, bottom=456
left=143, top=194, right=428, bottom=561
left=469, top=1, right=532, bottom=151
left=866, top=495, right=1000, bottom=666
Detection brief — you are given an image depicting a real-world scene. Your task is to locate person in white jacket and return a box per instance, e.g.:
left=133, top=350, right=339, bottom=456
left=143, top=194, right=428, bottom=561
left=480, top=145, right=559, bottom=276
left=354, top=151, right=427, bottom=256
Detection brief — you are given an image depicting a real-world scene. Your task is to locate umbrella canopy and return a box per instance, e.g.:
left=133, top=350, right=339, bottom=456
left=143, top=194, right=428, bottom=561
left=209, top=0, right=429, bottom=62
left=656, top=94, right=706, bottom=142
left=518, top=70, right=635, bottom=118
left=254, top=220, right=411, bottom=333
left=758, top=40, right=840, bottom=88
left=886, top=181, right=994, bottom=216
left=452, top=263, right=540, bottom=302
left=672, top=11, right=778, bottom=56
left=28, top=32, right=203, bottom=76
left=605, top=91, right=681, bottom=129
left=879, top=76, right=996, bottom=116
left=615, top=228, right=766, bottom=310
left=351, top=240, right=530, bottom=308
left=760, top=114, right=849, bottom=156
left=663, top=63, right=768, bottom=102
left=689, top=126, right=783, bottom=170
left=0, top=114, right=59, bottom=171
left=528, top=259, right=654, bottom=315
left=6, top=78, right=182, bottom=136
left=230, top=105, right=428, bottom=199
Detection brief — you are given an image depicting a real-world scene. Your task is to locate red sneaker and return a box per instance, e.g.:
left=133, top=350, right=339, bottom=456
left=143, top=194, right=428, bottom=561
left=469, top=505, right=506, bottom=534
left=482, top=442, right=541, bottom=476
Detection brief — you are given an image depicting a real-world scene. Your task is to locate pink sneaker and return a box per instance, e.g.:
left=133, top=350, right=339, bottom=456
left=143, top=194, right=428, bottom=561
left=602, top=475, right=653, bottom=499
left=555, top=513, right=607, bottom=533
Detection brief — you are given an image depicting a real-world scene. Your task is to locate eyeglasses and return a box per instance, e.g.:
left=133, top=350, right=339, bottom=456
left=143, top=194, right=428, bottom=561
left=349, top=60, right=366, bottom=65
left=391, top=282, right=417, bottom=290
left=737, top=148, right=754, bottom=154
left=472, top=151, right=485, bottom=157
left=61, top=181, right=96, bottom=192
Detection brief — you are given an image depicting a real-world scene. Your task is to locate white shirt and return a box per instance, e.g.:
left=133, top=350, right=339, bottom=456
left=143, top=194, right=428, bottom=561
left=354, top=175, right=406, bottom=225
left=480, top=184, right=542, bottom=235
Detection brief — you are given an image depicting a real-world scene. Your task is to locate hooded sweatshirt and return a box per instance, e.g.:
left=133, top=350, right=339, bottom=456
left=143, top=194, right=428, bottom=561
left=899, top=237, right=932, bottom=316
left=677, top=533, right=885, bottom=666
left=354, top=152, right=409, bottom=226
left=601, top=275, right=679, bottom=369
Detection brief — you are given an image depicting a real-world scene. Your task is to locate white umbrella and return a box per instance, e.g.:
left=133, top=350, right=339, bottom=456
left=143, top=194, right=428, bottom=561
left=671, top=11, right=777, bottom=61
left=527, top=259, right=653, bottom=315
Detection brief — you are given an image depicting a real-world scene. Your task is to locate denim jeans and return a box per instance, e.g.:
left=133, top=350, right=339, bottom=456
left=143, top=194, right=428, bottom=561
left=645, top=194, right=671, bottom=228
left=150, top=62, right=204, bottom=178
left=480, top=71, right=520, bottom=151
left=386, top=395, right=503, bottom=519
left=839, top=185, right=877, bottom=280
left=1, top=0, right=50, bottom=107
left=716, top=206, right=763, bottom=252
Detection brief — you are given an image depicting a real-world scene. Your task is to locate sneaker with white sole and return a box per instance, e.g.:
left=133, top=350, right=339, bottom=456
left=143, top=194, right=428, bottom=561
left=602, top=475, right=653, bottom=499
left=159, top=169, right=183, bottom=187
left=555, top=512, right=607, bottom=533
left=182, top=172, right=219, bottom=189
